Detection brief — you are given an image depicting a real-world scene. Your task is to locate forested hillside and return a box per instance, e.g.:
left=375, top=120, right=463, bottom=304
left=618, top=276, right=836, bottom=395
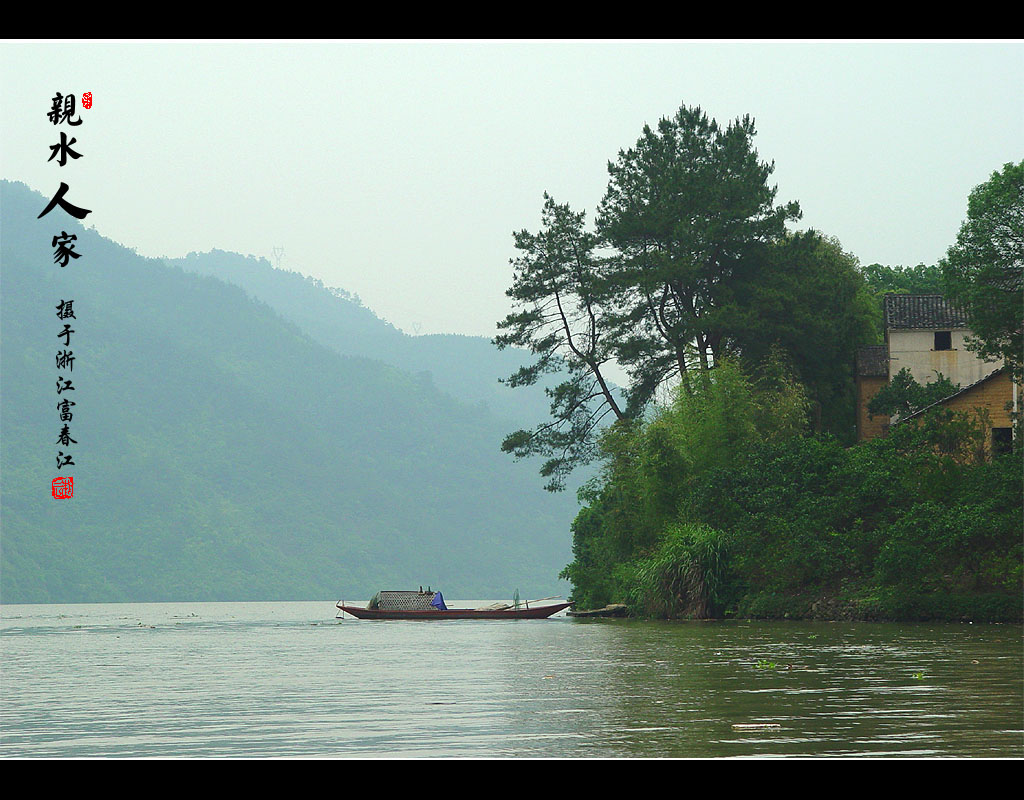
left=0, top=180, right=577, bottom=603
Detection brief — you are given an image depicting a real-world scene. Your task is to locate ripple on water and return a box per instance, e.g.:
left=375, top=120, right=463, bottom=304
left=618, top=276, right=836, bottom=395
left=1, top=604, right=1021, bottom=757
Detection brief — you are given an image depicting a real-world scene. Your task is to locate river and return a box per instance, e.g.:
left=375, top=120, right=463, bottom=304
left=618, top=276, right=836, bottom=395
left=1, top=602, right=1020, bottom=757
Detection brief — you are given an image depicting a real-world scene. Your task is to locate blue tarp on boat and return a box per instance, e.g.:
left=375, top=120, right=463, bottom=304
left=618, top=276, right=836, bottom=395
left=431, top=591, right=447, bottom=610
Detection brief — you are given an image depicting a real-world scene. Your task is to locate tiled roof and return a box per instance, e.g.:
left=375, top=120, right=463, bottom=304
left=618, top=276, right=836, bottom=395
left=856, top=345, right=888, bottom=377
left=884, top=294, right=970, bottom=330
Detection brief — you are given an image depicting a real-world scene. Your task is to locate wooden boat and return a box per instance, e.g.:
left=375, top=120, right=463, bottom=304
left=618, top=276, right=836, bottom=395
left=336, top=589, right=572, bottom=620
left=336, top=603, right=573, bottom=620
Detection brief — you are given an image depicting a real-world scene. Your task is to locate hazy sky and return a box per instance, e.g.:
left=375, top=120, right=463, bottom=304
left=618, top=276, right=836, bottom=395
left=3, top=40, right=1022, bottom=337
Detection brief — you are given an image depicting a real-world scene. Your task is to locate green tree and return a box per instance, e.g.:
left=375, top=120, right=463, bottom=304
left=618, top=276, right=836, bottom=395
left=596, top=104, right=802, bottom=406
left=940, top=161, right=1024, bottom=379
left=862, top=262, right=945, bottom=295
left=495, top=194, right=627, bottom=491
left=499, top=105, right=807, bottom=489
left=867, top=367, right=959, bottom=422
left=723, top=231, right=877, bottom=440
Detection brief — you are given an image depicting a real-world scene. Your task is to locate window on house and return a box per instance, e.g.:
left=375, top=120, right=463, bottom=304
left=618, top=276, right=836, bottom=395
left=992, top=427, right=1013, bottom=456
left=934, top=331, right=952, bottom=350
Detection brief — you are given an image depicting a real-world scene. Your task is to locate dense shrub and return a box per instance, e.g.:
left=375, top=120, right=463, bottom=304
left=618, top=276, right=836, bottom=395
left=562, top=363, right=1022, bottom=621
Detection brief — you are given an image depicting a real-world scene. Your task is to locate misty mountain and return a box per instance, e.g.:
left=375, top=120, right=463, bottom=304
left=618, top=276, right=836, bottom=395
left=167, top=250, right=556, bottom=428
left=0, top=180, right=577, bottom=603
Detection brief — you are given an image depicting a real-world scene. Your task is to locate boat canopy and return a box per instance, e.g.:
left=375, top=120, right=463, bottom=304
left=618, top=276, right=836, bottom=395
left=368, top=590, right=446, bottom=611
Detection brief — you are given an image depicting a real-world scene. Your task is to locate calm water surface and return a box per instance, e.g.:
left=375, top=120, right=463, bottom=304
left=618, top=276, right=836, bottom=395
left=1, top=602, right=1021, bottom=758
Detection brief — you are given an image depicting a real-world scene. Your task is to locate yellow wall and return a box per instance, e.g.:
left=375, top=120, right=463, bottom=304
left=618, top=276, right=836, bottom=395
left=918, top=370, right=1017, bottom=460
left=856, top=376, right=889, bottom=442
left=940, top=370, right=1015, bottom=429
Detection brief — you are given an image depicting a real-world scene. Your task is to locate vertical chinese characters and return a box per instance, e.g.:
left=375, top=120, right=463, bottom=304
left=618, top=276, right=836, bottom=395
left=43, top=92, right=91, bottom=497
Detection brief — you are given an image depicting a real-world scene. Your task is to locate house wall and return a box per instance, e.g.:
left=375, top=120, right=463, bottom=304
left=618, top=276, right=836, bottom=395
left=856, top=375, right=889, bottom=441
left=887, top=329, right=1003, bottom=389
left=913, top=370, right=1017, bottom=460
left=941, top=370, right=1016, bottom=430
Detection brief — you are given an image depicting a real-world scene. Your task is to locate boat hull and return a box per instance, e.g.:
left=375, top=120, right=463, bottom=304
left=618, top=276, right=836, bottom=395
left=336, top=602, right=573, bottom=620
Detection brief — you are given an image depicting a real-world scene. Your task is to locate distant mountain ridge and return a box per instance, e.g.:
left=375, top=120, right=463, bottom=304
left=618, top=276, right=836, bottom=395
left=0, top=180, right=576, bottom=603
left=167, top=250, right=556, bottom=427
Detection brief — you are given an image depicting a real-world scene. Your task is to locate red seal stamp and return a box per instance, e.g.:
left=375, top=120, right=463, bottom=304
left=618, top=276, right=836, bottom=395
left=52, top=476, right=73, bottom=498
left=81, top=92, right=92, bottom=110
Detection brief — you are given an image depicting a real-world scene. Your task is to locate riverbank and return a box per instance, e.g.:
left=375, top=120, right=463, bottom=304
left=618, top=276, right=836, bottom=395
left=577, top=591, right=1023, bottom=624
left=735, top=590, right=1022, bottom=624
left=561, top=381, right=1022, bottom=627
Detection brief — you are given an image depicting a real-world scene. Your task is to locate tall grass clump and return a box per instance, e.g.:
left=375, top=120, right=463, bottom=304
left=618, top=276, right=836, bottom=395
left=619, top=523, right=729, bottom=618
